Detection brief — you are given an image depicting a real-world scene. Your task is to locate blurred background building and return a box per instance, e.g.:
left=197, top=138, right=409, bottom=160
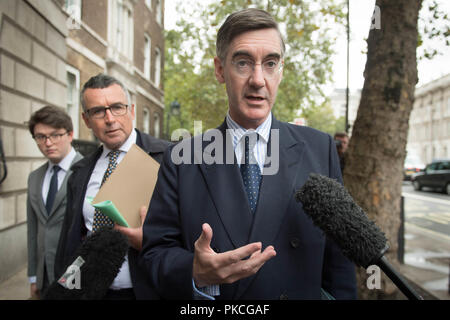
left=329, top=88, right=361, bottom=135
left=407, top=73, right=450, bottom=164
left=0, top=0, right=165, bottom=283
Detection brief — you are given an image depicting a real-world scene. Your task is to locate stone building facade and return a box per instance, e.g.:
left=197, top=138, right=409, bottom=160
left=0, top=0, right=68, bottom=283
left=64, top=0, right=165, bottom=141
left=0, top=0, right=165, bottom=283
left=407, top=74, right=450, bottom=164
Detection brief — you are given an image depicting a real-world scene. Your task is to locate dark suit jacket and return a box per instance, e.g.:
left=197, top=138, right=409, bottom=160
left=140, top=117, right=357, bottom=300
left=55, top=129, right=170, bottom=299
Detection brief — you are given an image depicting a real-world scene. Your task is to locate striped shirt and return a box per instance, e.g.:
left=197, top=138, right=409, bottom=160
left=225, top=111, right=272, bottom=173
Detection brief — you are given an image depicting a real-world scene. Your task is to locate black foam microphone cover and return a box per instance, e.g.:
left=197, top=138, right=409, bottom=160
left=43, top=227, right=129, bottom=300
left=295, top=173, right=387, bottom=268
left=295, top=173, right=423, bottom=300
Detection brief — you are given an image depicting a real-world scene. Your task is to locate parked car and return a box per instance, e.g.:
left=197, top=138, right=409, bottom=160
left=403, top=155, right=425, bottom=181
left=411, top=159, right=450, bottom=194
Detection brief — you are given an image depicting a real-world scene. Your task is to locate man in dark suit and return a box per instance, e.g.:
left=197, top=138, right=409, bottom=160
left=140, top=8, right=357, bottom=300
left=55, top=74, right=170, bottom=299
left=27, top=106, right=83, bottom=299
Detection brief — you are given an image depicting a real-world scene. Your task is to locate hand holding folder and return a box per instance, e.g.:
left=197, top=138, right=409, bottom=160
left=87, top=197, right=129, bottom=227
left=90, top=144, right=160, bottom=228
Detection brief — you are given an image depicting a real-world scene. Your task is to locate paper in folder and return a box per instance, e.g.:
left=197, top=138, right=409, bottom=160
left=91, top=144, right=160, bottom=228
left=87, top=197, right=129, bottom=227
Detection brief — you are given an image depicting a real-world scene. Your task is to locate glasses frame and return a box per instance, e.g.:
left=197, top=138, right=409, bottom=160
left=230, top=58, right=284, bottom=78
left=34, top=132, right=69, bottom=144
left=85, top=103, right=129, bottom=119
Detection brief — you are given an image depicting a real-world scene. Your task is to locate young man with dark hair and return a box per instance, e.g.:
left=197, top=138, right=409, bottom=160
left=27, top=106, right=83, bottom=299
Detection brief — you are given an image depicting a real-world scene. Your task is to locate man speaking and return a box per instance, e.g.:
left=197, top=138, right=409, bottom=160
left=140, top=8, right=357, bottom=300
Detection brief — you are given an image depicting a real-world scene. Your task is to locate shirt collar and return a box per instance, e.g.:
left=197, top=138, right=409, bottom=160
left=226, top=111, right=272, bottom=146
left=48, top=147, right=76, bottom=172
left=101, top=128, right=137, bottom=159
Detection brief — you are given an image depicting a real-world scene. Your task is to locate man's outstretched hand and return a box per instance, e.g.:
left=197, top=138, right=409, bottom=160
left=192, top=223, right=276, bottom=288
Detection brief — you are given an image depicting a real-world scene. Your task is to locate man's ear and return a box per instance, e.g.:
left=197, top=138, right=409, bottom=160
left=67, top=130, right=74, bottom=142
left=214, top=57, right=225, bottom=84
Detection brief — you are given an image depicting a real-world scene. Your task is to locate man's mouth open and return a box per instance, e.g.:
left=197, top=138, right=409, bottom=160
left=246, top=95, right=265, bottom=103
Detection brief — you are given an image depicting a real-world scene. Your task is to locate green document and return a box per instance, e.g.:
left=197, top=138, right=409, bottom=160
left=86, top=197, right=130, bottom=228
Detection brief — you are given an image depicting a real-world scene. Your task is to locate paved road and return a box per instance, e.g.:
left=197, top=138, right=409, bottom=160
left=402, top=182, right=450, bottom=241
left=401, top=181, right=450, bottom=299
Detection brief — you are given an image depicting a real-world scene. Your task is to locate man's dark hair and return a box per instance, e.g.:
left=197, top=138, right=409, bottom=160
left=216, top=8, right=286, bottom=62
left=28, top=105, right=73, bottom=136
left=334, top=132, right=349, bottom=139
left=80, top=73, right=130, bottom=111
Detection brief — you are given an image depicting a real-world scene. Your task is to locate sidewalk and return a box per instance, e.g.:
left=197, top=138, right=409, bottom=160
left=0, top=266, right=29, bottom=300
left=398, top=225, right=449, bottom=300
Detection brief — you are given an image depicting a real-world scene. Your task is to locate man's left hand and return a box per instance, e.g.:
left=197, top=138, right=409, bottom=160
left=114, top=205, right=147, bottom=251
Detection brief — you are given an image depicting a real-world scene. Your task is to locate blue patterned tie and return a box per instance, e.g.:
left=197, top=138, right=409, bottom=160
left=92, top=150, right=121, bottom=232
left=240, top=135, right=262, bottom=213
left=46, top=165, right=61, bottom=214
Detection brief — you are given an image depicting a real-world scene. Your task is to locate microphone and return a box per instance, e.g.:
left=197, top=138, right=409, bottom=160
left=295, top=173, right=423, bottom=300
left=43, top=227, right=129, bottom=300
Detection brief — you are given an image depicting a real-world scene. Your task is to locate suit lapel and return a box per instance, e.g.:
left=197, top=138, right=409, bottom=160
left=199, top=122, right=253, bottom=249
left=33, top=163, right=49, bottom=224
left=48, top=152, right=83, bottom=218
left=235, top=118, right=306, bottom=298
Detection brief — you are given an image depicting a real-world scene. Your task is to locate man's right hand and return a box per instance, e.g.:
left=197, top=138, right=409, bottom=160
left=192, top=223, right=276, bottom=288
left=30, top=283, right=39, bottom=300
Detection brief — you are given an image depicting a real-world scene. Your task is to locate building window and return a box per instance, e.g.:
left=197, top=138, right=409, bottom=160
left=111, top=0, right=134, bottom=60
left=156, top=0, right=162, bottom=25
left=154, top=47, right=161, bottom=87
left=144, top=34, right=151, bottom=80
left=143, top=108, right=150, bottom=134
left=64, top=0, right=82, bottom=21
left=154, top=113, right=160, bottom=138
left=66, top=67, right=80, bottom=139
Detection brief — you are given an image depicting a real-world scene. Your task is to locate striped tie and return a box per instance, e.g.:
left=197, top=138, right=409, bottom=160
left=92, top=150, right=121, bottom=232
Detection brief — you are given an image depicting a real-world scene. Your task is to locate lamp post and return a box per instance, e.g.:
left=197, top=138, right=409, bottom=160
left=345, top=0, right=350, bottom=133
left=165, top=99, right=181, bottom=141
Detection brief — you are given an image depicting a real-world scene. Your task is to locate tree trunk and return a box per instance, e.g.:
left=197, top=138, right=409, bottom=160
left=343, top=0, right=422, bottom=299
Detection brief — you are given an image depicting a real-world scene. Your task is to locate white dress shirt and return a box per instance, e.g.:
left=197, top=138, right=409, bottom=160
left=226, top=111, right=272, bottom=172
left=41, top=147, right=77, bottom=205
left=83, top=129, right=137, bottom=290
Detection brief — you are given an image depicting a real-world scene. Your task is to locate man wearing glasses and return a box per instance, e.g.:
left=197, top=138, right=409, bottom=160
left=55, top=73, right=170, bottom=300
left=26, top=106, right=83, bottom=299
left=141, top=8, right=357, bottom=299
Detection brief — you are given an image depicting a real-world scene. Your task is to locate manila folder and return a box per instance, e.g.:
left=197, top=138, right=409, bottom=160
left=93, top=144, right=160, bottom=228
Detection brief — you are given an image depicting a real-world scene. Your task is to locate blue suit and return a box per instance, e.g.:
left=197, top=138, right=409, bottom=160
left=141, top=117, right=357, bottom=299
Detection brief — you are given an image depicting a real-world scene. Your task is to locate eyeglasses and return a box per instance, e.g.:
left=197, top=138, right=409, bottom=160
left=34, top=132, right=68, bottom=144
left=85, top=103, right=129, bottom=119
left=230, top=58, right=283, bottom=78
